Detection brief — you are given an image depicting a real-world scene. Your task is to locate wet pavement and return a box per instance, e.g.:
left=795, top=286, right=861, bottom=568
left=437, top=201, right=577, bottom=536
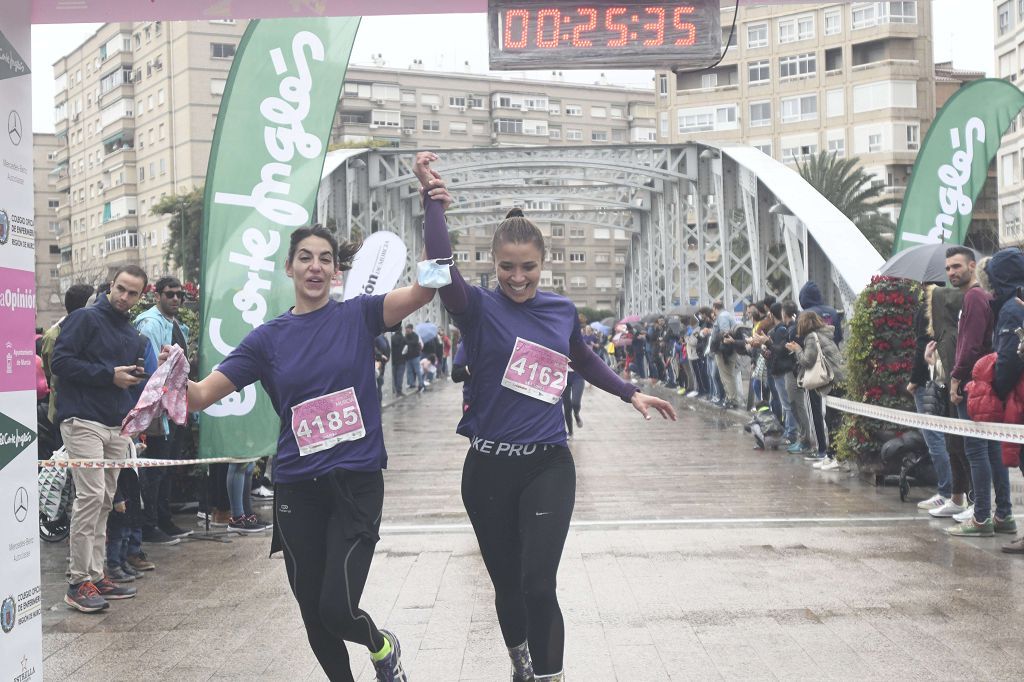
left=39, top=380, right=1024, bottom=680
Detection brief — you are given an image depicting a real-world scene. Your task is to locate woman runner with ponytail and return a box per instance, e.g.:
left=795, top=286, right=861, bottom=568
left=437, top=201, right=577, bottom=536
left=418, top=158, right=676, bottom=681
left=184, top=152, right=450, bottom=682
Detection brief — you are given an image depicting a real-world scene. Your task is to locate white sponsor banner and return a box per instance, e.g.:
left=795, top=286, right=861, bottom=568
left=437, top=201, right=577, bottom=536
left=342, top=231, right=408, bottom=301
left=0, top=2, right=42, bottom=679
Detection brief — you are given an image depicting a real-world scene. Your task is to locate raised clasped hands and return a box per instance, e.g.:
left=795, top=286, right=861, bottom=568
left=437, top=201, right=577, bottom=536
left=414, top=151, right=453, bottom=210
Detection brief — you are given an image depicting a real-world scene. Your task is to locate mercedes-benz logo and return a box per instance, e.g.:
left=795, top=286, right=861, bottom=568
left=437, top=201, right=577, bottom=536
left=13, top=486, right=28, bottom=522
left=8, top=110, right=22, bottom=146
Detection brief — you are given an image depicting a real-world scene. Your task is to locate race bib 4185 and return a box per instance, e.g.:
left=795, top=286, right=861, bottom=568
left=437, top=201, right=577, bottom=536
left=290, top=387, right=366, bottom=456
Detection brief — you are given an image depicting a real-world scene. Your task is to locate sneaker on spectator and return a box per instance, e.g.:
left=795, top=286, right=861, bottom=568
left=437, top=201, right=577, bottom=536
left=952, top=505, right=976, bottom=523
left=819, top=458, right=844, bottom=472
left=142, top=527, right=181, bottom=545
left=1001, top=536, right=1024, bottom=554
left=812, top=456, right=832, bottom=469
left=804, top=452, right=826, bottom=462
left=994, top=514, right=1018, bottom=535
left=228, top=515, right=268, bottom=534
left=372, top=629, right=407, bottom=682
left=251, top=485, right=274, bottom=499
left=95, top=576, right=137, bottom=599
left=160, top=522, right=194, bottom=539
left=947, top=516, right=994, bottom=537
left=929, top=499, right=968, bottom=518
left=105, top=563, right=134, bottom=583
left=686, top=390, right=699, bottom=397
left=126, top=552, right=155, bottom=571
left=917, top=494, right=947, bottom=510
left=119, top=562, right=143, bottom=579
left=246, top=513, right=272, bottom=530
left=64, top=581, right=108, bottom=613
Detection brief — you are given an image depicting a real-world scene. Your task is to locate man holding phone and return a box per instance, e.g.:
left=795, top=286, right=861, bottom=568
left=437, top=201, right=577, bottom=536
left=134, top=276, right=193, bottom=544
left=52, top=264, right=155, bottom=612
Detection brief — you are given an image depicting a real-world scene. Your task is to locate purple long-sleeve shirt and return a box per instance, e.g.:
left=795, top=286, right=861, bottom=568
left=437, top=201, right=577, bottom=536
left=952, top=285, right=994, bottom=383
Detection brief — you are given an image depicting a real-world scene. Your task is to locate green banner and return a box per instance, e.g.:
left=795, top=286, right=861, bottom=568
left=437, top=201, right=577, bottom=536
left=199, top=17, right=360, bottom=459
left=894, top=79, right=1024, bottom=253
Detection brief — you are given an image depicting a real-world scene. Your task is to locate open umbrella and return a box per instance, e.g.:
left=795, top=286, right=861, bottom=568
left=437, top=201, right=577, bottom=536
left=600, top=317, right=616, bottom=328
left=590, top=321, right=611, bottom=335
left=415, top=321, right=438, bottom=343
left=620, top=314, right=641, bottom=325
left=642, top=313, right=662, bottom=325
left=879, top=243, right=979, bottom=283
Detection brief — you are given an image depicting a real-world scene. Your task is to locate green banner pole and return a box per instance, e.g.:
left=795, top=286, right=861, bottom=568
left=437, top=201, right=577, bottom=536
left=198, top=17, right=361, bottom=459
left=894, top=78, right=1024, bottom=253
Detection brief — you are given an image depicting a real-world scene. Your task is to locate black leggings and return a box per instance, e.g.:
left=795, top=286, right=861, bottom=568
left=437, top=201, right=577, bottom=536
left=462, top=446, right=576, bottom=676
left=274, top=469, right=386, bottom=682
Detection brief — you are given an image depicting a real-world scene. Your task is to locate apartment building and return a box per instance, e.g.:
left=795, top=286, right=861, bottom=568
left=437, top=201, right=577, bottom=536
left=49, top=19, right=245, bottom=284
left=33, top=133, right=64, bottom=327
left=331, top=63, right=655, bottom=310
left=995, top=0, right=1024, bottom=247
left=656, top=1, right=934, bottom=223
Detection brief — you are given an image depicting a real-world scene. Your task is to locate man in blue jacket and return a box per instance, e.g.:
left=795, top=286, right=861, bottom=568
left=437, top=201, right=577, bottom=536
left=53, top=264, right=155, bottom=612
left=134, top=276, right=193, bottom=544
left=799, top=281, right=843, bottom=345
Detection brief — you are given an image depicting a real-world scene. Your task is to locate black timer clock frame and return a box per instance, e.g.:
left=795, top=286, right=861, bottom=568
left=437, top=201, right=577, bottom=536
left=488, top=0, right=722, bottom=70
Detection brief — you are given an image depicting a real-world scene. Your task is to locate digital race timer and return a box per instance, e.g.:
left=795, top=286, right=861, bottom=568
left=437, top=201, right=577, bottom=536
left=488, top=0, right=721, bottom=70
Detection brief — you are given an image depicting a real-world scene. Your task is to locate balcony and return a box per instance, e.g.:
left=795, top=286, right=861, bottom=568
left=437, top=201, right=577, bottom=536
left=851, top=58, right=921, bottom=78
left=101, top=114, right=135, bottom=137
left=99, top=81, right=134, bottom=106
left=100, top=180, right=138, bottom=197
left=103, top=145, right=136, bottom=171
left=101, top=214, right=139, bottom=233
left=52, top=165, right=70, bottom=193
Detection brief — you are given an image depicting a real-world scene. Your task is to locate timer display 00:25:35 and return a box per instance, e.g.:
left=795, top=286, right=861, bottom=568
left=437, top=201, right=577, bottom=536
left=499, top=3, right=700, bottom=51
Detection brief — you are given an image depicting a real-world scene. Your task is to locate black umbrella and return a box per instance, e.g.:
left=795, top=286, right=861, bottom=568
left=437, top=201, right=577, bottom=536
left=878, top=243, right=978, bottom=283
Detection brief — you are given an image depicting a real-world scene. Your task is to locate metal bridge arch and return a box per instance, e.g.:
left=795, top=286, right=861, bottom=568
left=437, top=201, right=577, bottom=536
left=317, top=144, right=883, bottom=324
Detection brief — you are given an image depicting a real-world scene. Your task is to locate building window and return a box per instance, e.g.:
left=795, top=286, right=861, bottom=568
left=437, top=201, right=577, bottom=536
left=827, top=88, right=845, bottom=117
left=591, top=106, right=607, bottom=118
left=569, top=252, right=585, bottom=263
left=565, top=104, right=583, bottom=116
left=906, top=124, right=920, bottom=150
left=679, top=111, right=714, bottom=132
left=1000, top=2, right=1012, bottom=35
left=779, top=53, right=817, bottom=79
left=570, top=225, right=585, bottom=238
left=781, top=95, right=818, bottom=123
left=570, top=276, right=587, bottom=289
left=453, top=251, right=469, bottom=262
left=210, top=43, right=236, bottom=59
left=853, top=80, right=917, bottom=113
left=550, top=250, right=565, bottom=263
left=448, top=95, right=466, bottom=108
left=747, top=23, right=768, bottom=48
left=370, top=109, right=400, bottom=127
left=658, top=75, right=669, bottom=96
left=595, top=252, right=610, bottom=264
left=211, top=78, right=226, bottom=96
left=592, top=130, right=609, bottom=142
left=853, top=1, right=918, bottom=30
left=868, top=134, right=882, bottom=153
left=551, top=225, right=564, bottom=237
left=749, top=101, right=771, bottom=127
left=797, top=15, right=815, bottom=40
left=827, top=136, right=845, bottom=157
left=700, top=74, right=717, bottom=89
left=422, top=119, right=439, bottom=132
left=566, top=129, right=583, bottom=140
left=475, top=250, right=491, bottom=262
left=48, top=199, right=60, bottom=209
left=748, top=60, right=770, bottom=84
left=824, top=9, right=842, bottom=35
left=449, top=122, right=467, bottom=135
left=549, top=128, right=562, bottom=140
left=493, top=118, right=523, bottom=134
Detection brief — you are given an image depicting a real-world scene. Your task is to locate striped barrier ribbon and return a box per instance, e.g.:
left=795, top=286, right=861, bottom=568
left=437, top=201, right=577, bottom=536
left=38, top=456, right=261, bottom=469
left=825, top=396, right=1024, bottom=443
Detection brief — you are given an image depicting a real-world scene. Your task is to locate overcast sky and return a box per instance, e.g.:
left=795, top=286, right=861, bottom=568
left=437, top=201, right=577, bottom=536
left=29, top=1, right=995, bottom=133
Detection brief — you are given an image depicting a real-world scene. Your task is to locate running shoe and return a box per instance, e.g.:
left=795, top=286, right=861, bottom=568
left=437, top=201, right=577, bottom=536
left=994, top=514, right=1018, bottom=535
left=246, top=514, right=272, bottom=530
left=952, top=505, right=976, bottom=523
left=917, top=493, right=946, bottom=510
left=372, top=629, right=407, bottom=682
left=787, top=442, right=810, bottom=455
left=161, top=522, right=194, bottom=538
left=928, top=499, right=967, bottom=518
left=141, top=527, right=181, bottom=545
left=64, top=581, right=109, bottom=613
left=574, top=413, right=582, bottom=427
left=812, top=456, right=833, bottom=469
left=947, top=516, right=994, bottom=537
left=1002, top=536, right=1024, bottom=554
left=120, top=562, right=144, bottom=579
left=105, top=563, right=135, bottom=583
left=804, top=452, right=826, bottom=462
left=686, top=390, right=699, bottom=397
left=509, top=641, right=534, bottom=682
left=819, top=457, right=846, bottom=472
left=251, top=485, right=274, bottom=499
left=228, top=515, right=268, bottom=534
left=95, top=576, right=137, bottom=599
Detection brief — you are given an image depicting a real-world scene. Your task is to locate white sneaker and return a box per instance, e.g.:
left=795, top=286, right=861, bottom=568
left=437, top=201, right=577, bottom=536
left=929, top=499, right=967, bottom=518
left=819, top=458, right=843, bottom=472
left=812, top=456, right=834, bottom=469
left=251, top=485, right=273, bottom=499
left=953, top=505, right=976, bottom=523
left=917, top=493, right=946, bottom=510
left=686, top=390, right=699, bottom=398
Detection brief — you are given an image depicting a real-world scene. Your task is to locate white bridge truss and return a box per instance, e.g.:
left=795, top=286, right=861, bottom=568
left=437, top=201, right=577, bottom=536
left=317, top=143, right=882, bottom=324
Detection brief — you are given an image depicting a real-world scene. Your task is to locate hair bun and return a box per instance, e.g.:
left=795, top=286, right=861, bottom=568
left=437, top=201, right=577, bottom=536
left=505, top=207, right=525, bottom=219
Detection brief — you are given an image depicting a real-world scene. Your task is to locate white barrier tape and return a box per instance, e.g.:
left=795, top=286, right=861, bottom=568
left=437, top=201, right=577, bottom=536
left=38, top=456, right=260, bottom=469
left=825, top=396, right=1024, bottom=443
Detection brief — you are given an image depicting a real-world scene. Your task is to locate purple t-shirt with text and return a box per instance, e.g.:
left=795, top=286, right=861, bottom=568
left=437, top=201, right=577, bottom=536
left=453, top=286, right=582, bottom=445
left=216, top=295, right=387, bottom=483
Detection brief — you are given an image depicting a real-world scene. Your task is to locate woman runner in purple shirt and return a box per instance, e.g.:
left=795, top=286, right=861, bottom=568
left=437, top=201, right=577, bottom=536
left=184, top=153, right=450, bottom=682
left=416, top=158, right=676, bottom=681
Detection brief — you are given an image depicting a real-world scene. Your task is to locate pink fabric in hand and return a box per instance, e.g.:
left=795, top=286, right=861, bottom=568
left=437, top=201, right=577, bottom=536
left=121, top=345, right=190, bottom=437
